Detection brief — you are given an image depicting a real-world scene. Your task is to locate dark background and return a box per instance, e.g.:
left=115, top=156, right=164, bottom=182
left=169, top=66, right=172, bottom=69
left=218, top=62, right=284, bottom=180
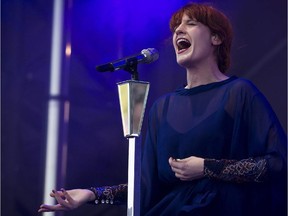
left=1, top=0, right=287, bottom=215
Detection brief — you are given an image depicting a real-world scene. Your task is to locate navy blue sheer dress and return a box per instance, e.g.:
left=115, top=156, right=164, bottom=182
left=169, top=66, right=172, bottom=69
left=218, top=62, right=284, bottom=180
left=140, top=76, right=287, bottom=216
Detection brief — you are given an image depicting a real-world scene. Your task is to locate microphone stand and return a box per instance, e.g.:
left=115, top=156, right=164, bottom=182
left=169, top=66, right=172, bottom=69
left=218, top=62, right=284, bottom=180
left=117, top=60, right=149, bottom=216
left=123, top=58, right=139, bottom=80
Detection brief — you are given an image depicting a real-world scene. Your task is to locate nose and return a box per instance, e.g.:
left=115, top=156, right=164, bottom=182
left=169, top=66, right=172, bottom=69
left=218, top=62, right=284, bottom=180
left=174, top=23, right=186, bottom=35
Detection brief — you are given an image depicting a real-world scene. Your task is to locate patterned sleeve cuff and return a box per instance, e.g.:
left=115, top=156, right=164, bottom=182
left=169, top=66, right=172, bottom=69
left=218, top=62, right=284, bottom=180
left=204, top=158, right=268, bottom=183
left=87, top=184, right=127, bottom=205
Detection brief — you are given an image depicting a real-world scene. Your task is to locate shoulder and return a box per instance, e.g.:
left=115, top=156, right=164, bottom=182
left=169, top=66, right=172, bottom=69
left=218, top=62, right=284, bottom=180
left=150, top=92, right=174, bottom=110
left=228, top=77, right=261, bottom=98
left=230, top=77, right=274, bottom=111
left=230, top=77, right=259, bottom=92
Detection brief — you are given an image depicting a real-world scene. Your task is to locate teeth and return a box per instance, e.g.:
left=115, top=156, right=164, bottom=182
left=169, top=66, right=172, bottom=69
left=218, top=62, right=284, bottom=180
left=176, top=38, right=190, bottom=45
left=176, top=38, right=191, bottom=51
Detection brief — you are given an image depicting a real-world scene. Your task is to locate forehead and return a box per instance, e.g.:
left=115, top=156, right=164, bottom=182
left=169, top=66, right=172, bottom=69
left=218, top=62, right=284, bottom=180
left=169, top=7, right=204, bottom=31
left=181, top=14, right=197, bottom=22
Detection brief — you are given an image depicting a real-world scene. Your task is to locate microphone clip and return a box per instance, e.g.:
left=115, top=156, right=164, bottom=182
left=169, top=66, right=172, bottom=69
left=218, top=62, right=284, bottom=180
left=123, top=57, right=139, bottom=80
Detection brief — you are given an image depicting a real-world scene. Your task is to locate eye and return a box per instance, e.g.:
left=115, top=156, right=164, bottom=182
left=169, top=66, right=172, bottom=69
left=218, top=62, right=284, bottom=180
left=187, top=21, right=197, bottom=26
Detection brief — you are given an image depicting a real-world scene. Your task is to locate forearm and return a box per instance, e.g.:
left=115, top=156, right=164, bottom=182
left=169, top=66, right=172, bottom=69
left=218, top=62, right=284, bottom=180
left=88, top=184, right=127, bottom=205
left=203, top=157, right=268, bottom=183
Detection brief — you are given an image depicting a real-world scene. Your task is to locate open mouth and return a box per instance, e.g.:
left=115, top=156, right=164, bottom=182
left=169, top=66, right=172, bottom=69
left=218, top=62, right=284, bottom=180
left=176, top=38, right=191, bottom=52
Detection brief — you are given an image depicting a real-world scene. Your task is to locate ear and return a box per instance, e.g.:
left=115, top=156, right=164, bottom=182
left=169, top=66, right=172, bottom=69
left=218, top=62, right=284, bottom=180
left=211, top=34, right=222, bottom=46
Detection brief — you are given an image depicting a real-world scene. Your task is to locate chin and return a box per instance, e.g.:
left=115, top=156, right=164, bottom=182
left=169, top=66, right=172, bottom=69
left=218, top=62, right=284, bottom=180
left=176, top=56, right=191, bottom=68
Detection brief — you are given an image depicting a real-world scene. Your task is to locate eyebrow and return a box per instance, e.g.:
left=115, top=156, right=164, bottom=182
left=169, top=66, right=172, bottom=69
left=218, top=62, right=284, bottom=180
left=172, top=17, right=198, bottom=31
left=183, top=18, right=198, bottom=22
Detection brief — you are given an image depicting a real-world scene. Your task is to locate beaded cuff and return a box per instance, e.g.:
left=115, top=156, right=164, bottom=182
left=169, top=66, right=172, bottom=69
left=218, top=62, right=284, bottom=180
left=88, top=184, right=127, bottom=205
left=204, top=158, right=268, bottom=183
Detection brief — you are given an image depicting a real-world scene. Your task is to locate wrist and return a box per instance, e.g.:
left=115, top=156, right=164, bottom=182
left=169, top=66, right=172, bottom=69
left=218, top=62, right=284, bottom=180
left=87, top=188, right=97, bottom=202
left=198, top=157, right=205, bottom=178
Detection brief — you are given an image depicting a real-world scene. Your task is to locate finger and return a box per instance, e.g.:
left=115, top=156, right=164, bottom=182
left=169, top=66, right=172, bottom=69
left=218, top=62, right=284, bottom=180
left=61, top=188, right=74, bottom=204
left=174, top=170, right=191, bottom=181
left=168, top=157, right=174, bottom=165
left=169, top=158, right=185, bottom=170
left=53, top=190, right=72, bottom=208
left=174, top=172, right=186, bottom=180
left=180, top=177, right=189, bottom=181
left=170, top=164, right=182, bottom=174
left=169, top=158, right=182, bottom=174
left=169, top=157, right=178, bottom=166
left=38, top=204, right=67, bottom=212
left=50, top=190, right=65, bottom=199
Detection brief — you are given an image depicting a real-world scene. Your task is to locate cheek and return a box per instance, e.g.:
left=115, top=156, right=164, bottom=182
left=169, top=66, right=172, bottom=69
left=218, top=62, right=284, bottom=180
left=193, top=28, right=211, bottom=43
left=194, top=34, right=212, bottom=51
left=172, top=36, right=177, bottom=50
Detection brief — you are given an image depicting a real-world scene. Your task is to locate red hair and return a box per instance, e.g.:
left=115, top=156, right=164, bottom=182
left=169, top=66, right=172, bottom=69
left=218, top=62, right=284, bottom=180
left=170, top=3, right=233, bottom=73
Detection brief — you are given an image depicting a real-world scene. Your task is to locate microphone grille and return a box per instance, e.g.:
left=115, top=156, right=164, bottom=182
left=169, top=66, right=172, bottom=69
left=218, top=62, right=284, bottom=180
left=141, top=48, right=159, bottom=63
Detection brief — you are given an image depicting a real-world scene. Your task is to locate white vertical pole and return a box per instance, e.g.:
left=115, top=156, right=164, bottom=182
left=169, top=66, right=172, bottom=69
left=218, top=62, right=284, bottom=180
left=42, top=0, right=70, bottom=215
left=127, top=138, right=136, bottom=216
left=43, top=0, right=63, bottom=214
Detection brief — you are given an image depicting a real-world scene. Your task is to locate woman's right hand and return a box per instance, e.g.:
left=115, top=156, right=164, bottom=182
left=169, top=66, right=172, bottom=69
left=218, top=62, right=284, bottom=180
left=38, top=188, right=95, bottom=212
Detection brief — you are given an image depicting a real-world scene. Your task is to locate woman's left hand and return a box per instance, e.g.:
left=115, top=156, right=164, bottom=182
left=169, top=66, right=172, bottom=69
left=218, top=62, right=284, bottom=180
left=169, top=156, right=204, bottom=181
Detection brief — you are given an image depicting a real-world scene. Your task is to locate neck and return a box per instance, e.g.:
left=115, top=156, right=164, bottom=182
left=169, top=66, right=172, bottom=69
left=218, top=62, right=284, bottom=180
left=185, top=64, right=228, bottom=89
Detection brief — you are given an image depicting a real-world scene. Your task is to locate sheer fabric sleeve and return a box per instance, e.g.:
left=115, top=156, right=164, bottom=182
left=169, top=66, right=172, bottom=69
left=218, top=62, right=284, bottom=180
left=245, top=88, right=287, bottom=180
left=205, top=82, right=287, bottom=183
left=140, top=98, right=169, bottom=214
left=203, top=157, right=268, bottom=183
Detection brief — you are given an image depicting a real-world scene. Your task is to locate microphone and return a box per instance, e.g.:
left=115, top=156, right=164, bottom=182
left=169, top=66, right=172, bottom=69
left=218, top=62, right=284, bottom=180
left=96, top=48, right=159, bottom=72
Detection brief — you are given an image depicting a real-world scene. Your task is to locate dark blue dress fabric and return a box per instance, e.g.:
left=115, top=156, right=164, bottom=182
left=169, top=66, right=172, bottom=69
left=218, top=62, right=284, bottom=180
left=141, top=76, right=287, bottom=216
